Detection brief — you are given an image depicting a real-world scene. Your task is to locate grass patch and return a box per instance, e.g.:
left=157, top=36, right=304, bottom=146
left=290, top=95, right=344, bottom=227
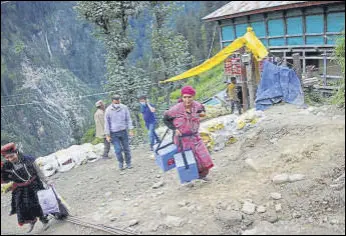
left=169, top=64, right=226, bottom=102
left=331, top=33, right=345, bottom=108
left=81, top=125, right=103, bottom=145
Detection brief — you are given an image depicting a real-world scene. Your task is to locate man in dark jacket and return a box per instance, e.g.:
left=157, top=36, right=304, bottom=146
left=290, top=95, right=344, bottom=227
left=139, top=95, right=160, bottom=151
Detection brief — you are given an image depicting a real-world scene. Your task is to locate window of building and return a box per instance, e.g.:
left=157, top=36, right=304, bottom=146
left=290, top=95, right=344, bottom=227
left=287, top=37, right=304, bottom=45
left=269, top=38, right=285, bottom=46
left=222, top=25, right=235, bottom=41
left=286, top=16, right=303, bottom=35
left=327, top=12, right=345, bottom=33
left=250, top=21, right=266, bottom=37
left=306, top=35, right=324, bottom=45
left=268, top=19, right=285, bottom=36
left=305, top=15, right=324, bottom=34
left=235, top=23, right=248, bottom=37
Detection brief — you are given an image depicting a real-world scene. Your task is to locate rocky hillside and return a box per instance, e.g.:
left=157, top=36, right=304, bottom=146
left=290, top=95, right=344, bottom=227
left=1, top=104, right=345, bottom=235
left=1, top=1, right=106, bottom=156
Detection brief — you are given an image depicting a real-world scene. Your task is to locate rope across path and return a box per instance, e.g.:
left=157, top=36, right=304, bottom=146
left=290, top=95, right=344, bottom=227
left=65, top=215, right=139, bottom=235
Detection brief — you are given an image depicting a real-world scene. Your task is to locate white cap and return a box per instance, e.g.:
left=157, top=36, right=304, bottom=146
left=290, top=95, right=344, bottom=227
left=95, top=100, right=103, bottom=107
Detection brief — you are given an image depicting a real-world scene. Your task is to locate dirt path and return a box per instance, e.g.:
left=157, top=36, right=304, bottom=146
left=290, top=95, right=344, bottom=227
left=1, top=104, right=345, bottom=235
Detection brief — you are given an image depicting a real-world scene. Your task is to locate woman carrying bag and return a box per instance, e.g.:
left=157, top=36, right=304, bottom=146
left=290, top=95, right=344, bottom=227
left=163, top=86, right=214, bottom=180
left=1, top=142, right=68, bottom=233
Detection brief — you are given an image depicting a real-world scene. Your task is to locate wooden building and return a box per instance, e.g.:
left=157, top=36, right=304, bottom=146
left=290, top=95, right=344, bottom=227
left=203, top=1, right=345, bottom=84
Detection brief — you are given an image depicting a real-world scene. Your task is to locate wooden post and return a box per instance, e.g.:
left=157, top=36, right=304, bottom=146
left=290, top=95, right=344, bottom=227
left=302, top=50, right=306, bottom=79
left=293, top=53, right=303, bottom=88
left=323, top=50, right=327, bottom=86
left=241, top=64, right=248, bottom=112
left=246, top=54, right=256, bottom=109
left=240, top=48, right=248, bottom=112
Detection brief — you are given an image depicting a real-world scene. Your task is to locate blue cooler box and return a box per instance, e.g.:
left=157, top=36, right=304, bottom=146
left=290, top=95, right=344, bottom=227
left=174, top=150, right=199, bottom=184
left=154, top=142, right=178, bottom=172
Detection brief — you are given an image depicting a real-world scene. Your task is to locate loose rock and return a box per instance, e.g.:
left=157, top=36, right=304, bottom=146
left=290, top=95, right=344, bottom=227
left=257, top=205, right=266, bottom=213
left=275, top=204, right=282, bottom=212
left=241, top=202, right=256, bottom=215
left=128, top=219, right=139, bottom=227
left=272, top=174, right=290, bottom=184
left=152, top=181, right=165, bottom=189
left=288, top=174, right=305, bottom=182
left=270, top=192, right=282, bottom=200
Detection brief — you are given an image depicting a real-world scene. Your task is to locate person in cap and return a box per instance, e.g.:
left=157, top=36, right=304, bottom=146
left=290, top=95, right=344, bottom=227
left=138, top=95, right=160, bottom=151
left=163, top=86, right=214, bottom=181
left=105, top=95, right=134, bottom=170
left=94, top=100, right=111, bottom=159
left=1, top=143, right=51, bottom=232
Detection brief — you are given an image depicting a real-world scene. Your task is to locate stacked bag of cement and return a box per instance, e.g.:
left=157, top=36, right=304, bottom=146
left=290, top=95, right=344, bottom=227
left=199, top=109, right=265, bottom=152
left=35, top=143, right=106, bottom=177
left=235, top=109, right=265, bottom=131
left=202, top=104, right=231, bottom=120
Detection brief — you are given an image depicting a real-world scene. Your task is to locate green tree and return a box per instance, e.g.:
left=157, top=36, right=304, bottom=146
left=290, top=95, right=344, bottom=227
left=149, top=1, right=194, bottom=105
left=75, top=1, right=151, bottom=107
left=75, top=1, right=150, bottom=143
left=332, top=32, right=345, bottom=107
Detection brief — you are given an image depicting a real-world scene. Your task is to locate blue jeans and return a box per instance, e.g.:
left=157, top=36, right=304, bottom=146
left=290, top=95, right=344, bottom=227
left=148, top=123, right=160, bottom=147
left=110, top=130, right=131, bottom=168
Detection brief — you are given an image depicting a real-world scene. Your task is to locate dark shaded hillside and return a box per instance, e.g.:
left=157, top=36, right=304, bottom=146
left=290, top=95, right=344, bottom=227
left=1, top=1, right=106, bottom=156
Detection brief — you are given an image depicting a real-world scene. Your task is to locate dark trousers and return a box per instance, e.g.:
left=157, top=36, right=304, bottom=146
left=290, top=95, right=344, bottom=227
left=230, top=100, right=242, bottom=114
left=147, top=123, right=160, bottom=147
left=110, top=130, right=132, bottom=168
left=103, top=137, right=111, bottom=158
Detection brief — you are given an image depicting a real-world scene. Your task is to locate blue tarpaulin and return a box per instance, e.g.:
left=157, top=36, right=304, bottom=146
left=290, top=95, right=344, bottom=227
left=255, top=60, right=304, bottom=110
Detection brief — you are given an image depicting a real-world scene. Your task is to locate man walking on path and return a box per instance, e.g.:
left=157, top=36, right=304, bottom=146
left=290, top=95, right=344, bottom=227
left=105, top=95, right=134, bottom=170
left=139, top=95, right=160, bottom=151
left=94, top=100, right=111, bottom=159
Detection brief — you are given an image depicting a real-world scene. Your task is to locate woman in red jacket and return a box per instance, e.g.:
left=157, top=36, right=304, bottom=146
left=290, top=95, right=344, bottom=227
left=163, top=86, right=214, bottom=179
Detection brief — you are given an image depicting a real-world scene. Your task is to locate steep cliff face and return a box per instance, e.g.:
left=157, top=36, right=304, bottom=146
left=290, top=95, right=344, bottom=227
left=1, top=1, right=106, bottom=156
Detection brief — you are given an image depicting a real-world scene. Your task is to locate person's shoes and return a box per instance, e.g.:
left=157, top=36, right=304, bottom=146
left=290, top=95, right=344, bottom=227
left=126, top=164, right=133, bottom=169
left=183, top=182, right=194, bottom=188
left=42, top=222, right=50, bottom=231
left=102, top=156, right=111, bottom=160
left=27, top=221, right=36, bottom=233
left=199, top=176, right=210, bottom=182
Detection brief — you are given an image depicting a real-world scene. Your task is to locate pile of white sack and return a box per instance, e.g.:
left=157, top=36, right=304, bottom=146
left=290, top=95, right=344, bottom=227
left=35, top=143, right=113, bottom=177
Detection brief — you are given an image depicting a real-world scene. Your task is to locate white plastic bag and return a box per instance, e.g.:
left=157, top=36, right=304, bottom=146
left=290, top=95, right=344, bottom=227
left=37, top=186, right=60, bottom=215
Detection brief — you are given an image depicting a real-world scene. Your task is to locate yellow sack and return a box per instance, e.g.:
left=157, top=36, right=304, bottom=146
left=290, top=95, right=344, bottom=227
left=200, top=132, right=212, bottom=143
left=227, top=137, right=238, bottom=145
left=250, top=118, right=258, bottom=125
left=200, top=132, right=215, bottom=151
left=207, top=123, right=225, bottom=132
left=237, top=120, right=246, bottom=130
left=1, top=182, right=14, bottom=194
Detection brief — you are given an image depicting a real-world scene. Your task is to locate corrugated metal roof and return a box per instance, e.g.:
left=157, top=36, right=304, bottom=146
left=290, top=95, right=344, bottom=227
left=202, top=1, right=310, bottom=21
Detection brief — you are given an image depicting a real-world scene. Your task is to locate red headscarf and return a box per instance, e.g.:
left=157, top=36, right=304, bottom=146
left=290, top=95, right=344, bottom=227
left=1, top=142, right=17, bottom=159
left=181, top=86, right=196, bottom=96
